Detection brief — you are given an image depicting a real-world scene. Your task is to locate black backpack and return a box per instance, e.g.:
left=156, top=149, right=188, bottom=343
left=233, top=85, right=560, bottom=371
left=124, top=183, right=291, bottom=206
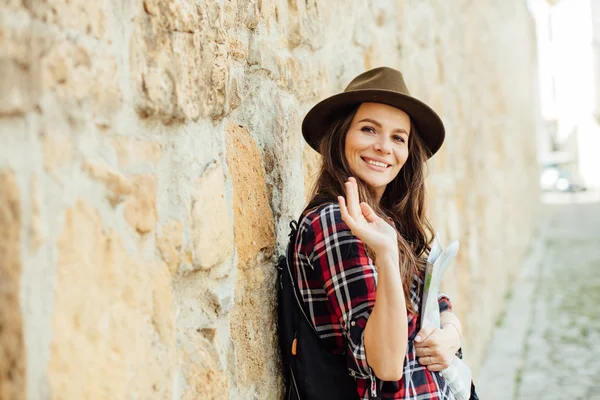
left=276, top=220, right=378, bottom=400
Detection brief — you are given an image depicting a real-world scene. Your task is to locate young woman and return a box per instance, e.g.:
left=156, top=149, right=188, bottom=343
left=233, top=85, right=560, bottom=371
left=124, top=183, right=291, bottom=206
left=293, top=67, right=465, bottom=399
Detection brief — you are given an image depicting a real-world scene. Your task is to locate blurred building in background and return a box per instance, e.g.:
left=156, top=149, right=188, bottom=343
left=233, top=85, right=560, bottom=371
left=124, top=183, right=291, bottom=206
left=532, top=0, right=600, bottom=191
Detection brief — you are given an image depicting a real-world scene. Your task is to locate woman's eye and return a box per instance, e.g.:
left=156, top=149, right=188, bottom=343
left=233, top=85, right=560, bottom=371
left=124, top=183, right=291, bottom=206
left=393, top=135, right=406, bottom=143
left=361, top=126, right=376, bottom=134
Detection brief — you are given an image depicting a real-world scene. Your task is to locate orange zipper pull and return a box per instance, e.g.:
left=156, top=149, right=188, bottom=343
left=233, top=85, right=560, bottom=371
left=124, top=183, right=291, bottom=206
left=291, top=338, right=298, bottom=355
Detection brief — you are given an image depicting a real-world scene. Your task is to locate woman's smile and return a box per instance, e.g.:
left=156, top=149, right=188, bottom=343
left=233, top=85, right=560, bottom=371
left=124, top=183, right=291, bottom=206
left=361, top=156, right=392, bottom=170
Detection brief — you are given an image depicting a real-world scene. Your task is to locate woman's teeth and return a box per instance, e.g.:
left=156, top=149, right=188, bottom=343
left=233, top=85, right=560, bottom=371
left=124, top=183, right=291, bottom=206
left=367, top=159, right=388, bottom=168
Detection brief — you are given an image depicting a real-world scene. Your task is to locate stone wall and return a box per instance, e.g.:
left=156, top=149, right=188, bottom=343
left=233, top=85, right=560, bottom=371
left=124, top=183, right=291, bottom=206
left=0, top=0, right=538, bottom=398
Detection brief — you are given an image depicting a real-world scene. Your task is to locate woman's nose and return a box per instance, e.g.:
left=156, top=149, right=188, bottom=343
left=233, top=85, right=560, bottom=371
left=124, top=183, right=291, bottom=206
left=373, top=137, right=392, bottom=154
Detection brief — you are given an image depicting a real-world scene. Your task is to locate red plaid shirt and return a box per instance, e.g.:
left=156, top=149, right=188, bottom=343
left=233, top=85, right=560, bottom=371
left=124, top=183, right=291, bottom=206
left=292, top=203, right=455, bottom=399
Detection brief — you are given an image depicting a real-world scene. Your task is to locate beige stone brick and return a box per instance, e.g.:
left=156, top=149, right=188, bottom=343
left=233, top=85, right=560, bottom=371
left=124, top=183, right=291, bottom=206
left=111, top=137, right=163, bottom=168
left=24, top=0, right=108, bottom=40
left=39, top=37, right=121, bottom=128
left=0, top=11, right=38, bottom=116
left=124, top=174, right=158, bottom=234
left=156, top=219, right=184, bottom=275
left=226, top=122, right=279, bottom=396
left=43, top=134, right=74, bottom=177
left=225, top=123, right=275, bottom=266
left=190, top=163, right=234, bottom=270
left=0, top=171, right=25, bottom=400
left=130, top=0, right=230, bottom=122
left=180, top=337, right=229, bottom=400
left=150, top=261, right=175, bottom=344
left=82, top=161, right=133, bottom=206
left=29, top=174, right=45, bottom=250
left=303, top=143, right=321, bottom=201
left=49, top=199, right=172, bottom=399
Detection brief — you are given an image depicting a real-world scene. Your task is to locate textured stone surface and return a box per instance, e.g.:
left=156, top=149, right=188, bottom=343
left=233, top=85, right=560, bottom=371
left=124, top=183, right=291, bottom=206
left=124, top=174, right=158, bottom=234
left=43, top=134, right=74, bottom=177
left=0, top=171, right=25, bottom=400
left=0, top=10, right=37, bottom=116
left=82, top=161, right=132, bottom=206
left=49, top=200, right=174, bottom=399
left=111, top=137, right=163, bottom=168
left=130, top=0, right=230, bottom=122
left=226, top=123, right=279, bottom=397
left=156, top=219, right=184, bottom=275
left=180, top=335, right=229, bottom=400
left=191, top=163, right=234, bottom=270
left=226, top=123, right=275, bottom=265
left=1, top=0, right=539, bottom=398
left=29, top=174, right=45, bottom=250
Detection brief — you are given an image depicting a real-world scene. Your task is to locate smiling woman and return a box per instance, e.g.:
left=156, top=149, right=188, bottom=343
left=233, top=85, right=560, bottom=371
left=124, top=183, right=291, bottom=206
left=277, top=67, right=477, bottom=400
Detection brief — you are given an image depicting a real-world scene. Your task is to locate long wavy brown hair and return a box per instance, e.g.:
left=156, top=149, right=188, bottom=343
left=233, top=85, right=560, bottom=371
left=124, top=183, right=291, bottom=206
left=306, top=104, right=434, bottom=314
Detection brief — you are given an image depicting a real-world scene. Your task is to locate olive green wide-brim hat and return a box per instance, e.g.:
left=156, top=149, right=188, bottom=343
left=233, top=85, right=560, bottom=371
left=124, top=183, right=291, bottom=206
left=301, top=67, right=445, bottom=158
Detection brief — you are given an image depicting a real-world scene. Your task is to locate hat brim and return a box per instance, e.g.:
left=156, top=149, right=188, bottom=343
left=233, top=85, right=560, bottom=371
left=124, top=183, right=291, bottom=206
left=301, top=89, right=445, bottom=158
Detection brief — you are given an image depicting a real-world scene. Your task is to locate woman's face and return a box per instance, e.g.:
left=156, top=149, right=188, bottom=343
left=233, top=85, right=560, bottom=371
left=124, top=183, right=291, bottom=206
left=344, top=102, right=411, bottom=200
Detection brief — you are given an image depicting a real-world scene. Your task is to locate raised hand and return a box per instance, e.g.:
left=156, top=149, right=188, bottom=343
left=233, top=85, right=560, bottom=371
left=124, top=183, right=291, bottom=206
left=337, top=177, right=398, bottom=257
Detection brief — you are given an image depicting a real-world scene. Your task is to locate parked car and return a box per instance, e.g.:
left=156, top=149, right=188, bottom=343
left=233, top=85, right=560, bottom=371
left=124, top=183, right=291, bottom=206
left=540, top=164, right=587, bottom=192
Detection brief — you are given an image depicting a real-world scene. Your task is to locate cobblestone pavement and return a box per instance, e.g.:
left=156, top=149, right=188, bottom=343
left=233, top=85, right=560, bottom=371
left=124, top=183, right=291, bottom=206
left=477, top=191, right=600, bottom=399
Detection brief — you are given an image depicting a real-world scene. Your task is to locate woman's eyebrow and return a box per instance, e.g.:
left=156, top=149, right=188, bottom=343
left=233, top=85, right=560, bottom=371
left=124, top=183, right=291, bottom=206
left=358, top=118, right=409, bottom=136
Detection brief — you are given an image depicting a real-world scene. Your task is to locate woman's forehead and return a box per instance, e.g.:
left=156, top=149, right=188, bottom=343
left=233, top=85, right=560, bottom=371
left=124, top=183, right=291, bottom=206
left=354, top=102, right=411, bottom=128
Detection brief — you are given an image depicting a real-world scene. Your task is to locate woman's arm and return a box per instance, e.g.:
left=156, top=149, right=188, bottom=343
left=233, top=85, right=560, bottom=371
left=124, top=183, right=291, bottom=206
left=363, top=251, right=408, bottom=381
left=338, top=177, right=408, bottom=381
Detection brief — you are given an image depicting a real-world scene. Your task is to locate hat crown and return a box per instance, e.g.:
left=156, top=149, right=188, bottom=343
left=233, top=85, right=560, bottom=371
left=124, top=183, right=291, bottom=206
left=344, top=67, right=410, bottom=95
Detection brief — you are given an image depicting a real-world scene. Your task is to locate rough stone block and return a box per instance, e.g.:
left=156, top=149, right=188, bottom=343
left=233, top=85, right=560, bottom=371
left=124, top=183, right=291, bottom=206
left=82, top=161, right=132, bottom=206
left=29, top=174, right=46, bottom=250
left=156, top=219, right=184, bottom=275
left=0, top=171, right=25, bottom=400
left=124, top=174, right=158, bottom=233
left=0, top=11, right=38, bottom=116
left=43, top=134, right=74, bottom=177
left=49, top=199, right=173, bottom=399
left=111, top=137, right=163, bottom=168
left=225, top=123, right=275, bottom=266
left=130, top=0, right=230, bottom=122
left=180, top=336, right=229, bottom=400
left=226, top=122, right=279, bottom=396
left=150, top=261, right=175, bottom=344
left=24, top=0, right=108, bottom=40
left=190, top=163, right=234, bottom=270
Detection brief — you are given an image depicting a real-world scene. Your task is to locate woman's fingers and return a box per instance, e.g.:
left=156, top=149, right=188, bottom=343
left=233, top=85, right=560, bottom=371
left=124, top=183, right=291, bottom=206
left=426, top=364, right=445, bottom=372
left=418, top=355, right=436, bottom=366
left=337, top=196, right=356, bottom=228
left=418, top=354, right=448, bottom=369
left=359, top=202, right=380, bottom=223
left=345, top=177, right=361, bottom=218
left=415, top=346, right=433, bottom=358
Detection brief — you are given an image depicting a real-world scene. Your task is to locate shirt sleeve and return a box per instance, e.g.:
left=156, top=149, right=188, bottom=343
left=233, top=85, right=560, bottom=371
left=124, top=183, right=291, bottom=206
left=438, top=293, right=453, bottom=314
left=306, top=204, right=378, bottom=383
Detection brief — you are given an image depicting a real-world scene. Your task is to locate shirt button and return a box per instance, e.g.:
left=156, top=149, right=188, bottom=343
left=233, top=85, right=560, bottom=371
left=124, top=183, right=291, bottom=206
left=350, top=321, right=356, bottom=327
left=350, top=371, right=356, bottom=376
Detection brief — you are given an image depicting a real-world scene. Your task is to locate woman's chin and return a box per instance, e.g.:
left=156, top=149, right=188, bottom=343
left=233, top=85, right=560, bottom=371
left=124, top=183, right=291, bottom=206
left=356, top=175, right=389, bottom=191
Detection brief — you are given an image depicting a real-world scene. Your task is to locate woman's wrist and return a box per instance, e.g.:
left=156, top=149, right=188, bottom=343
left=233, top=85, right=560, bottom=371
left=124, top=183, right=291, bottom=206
left=441, top=322, right=462, bottom=349
left=374, top=248, right=399, bottom=267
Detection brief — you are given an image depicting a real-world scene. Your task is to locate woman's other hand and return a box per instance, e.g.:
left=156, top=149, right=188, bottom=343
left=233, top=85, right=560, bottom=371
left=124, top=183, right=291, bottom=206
left=414, top=325, right=461, bottom=371
left=338, top=177, right=397, bottom=256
